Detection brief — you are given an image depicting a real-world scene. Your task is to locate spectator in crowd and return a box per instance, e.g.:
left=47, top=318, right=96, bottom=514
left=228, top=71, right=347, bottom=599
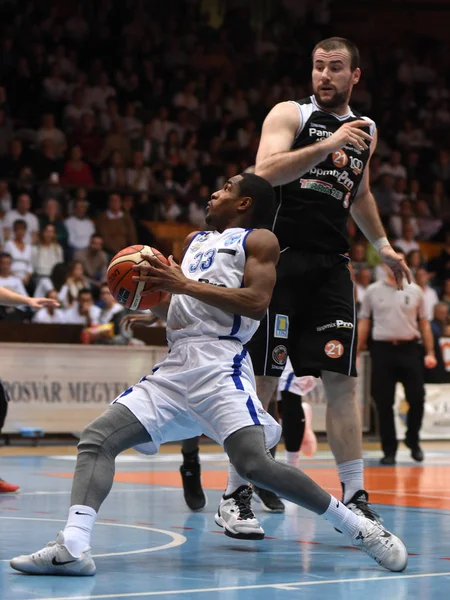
left=441, top=279, right=450, bottom=311
left=152, top=105, right=175, bottom=144
left=126, top=151, right=154, bottom=193
left=74, top=234, right=108, bottom=289
left=64, top=198, right=95, bottom=253
left=32, top=289, right=66, bottom=324
left=69, top=113, right=103, bottom=168
left=101, top=150, right=127, bottom=189
left=350, top=241, right=370, bottom=271
left=415, top=267, right=440, bottom=321
left=0, top=139, right=27, bottom=180
left=431, top=302, right=450, bottom=338
left=95, top=193, right=137, bottom=255
left=64, top=288, right=100, bottom=326
left=406, top=249, right=425, bottom=278
left=355, top=268, right=373, bottom=308
left=0, top=252, right=30, bottom=319
left=379, top=150, right=407, bottom=180
left=98, top=283, right=123, bottom=325
left=416, top=198, right=443, bottom=240
left=33, top=139, right=64, bottom=182
left=98, top=119, right=131, bottom=166
left=39, top=198, right=68, bottom=250
left=389, top=199, right=419, bottom=239
left=187, top=193, right=207, bottom=228
left=3, top=194, right=39, bottom=244
left=61, top=145, right=95, bottom=187
left=373, top=174, right=395, bottom=220
left=395, top=221, right=420, bottom=255
left=159, top=192, right=182, bottom=222
left=63, top=88, right=92, bottom=133
left=36, top=113, right=66, bottom=157
left=131, top=121, right=162, bottom=165
left=0, top=180, right=12, bottom=213
left=122, top=102, right=143, bottom=140
left=32, top=223, right=64, bottom=281
left=3, top=220, right=33, bottom=286
left=431, top=149, right=450, bottom=184
left=428, top=302, right=450, bottom=383
left=58, top=261, right=90, bottom=308
left=86, top=72, right=116, bottom=113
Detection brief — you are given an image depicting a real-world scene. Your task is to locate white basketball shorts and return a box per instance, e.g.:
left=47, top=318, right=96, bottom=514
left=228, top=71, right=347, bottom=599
left=113, top=336, right=281, bottom=454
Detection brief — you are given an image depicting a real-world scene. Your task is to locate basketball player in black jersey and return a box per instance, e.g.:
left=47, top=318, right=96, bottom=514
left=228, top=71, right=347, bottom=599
left=245, top=37, right=411, bottom=514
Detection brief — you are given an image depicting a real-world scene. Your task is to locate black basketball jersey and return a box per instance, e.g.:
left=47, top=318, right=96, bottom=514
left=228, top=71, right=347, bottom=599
left=272, top=95, right=375, bottom=254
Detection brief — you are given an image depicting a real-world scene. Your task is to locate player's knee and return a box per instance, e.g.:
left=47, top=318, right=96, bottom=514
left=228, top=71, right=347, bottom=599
left=77, top=421, right=109, bottom=456
left=231, top=450, right=270, bottom=484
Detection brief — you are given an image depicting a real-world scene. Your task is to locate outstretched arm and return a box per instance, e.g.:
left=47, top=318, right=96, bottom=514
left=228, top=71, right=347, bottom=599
left=0, top=287, right=59, bottom=309
left=133, top=229, right=280, bottom=321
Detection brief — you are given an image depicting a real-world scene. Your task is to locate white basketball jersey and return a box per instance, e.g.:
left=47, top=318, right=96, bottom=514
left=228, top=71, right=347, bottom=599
left=167, top=228, right=259, bottom=346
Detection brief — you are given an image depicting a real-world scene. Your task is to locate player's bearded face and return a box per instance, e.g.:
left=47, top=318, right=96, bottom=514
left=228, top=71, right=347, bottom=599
left=312, top=49, right=358, bottom=110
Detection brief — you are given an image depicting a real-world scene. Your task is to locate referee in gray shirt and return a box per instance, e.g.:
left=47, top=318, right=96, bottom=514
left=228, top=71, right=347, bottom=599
left=357, top=248, right=437, bottom=465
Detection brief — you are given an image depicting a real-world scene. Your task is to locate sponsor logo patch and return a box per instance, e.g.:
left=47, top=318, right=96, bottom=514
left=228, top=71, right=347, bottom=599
left=117, top=287, right=131, bottom=305
left=272, top=345, right=288, bottom=366
left=190, top=233, right=210, bottom=252
left=224, top=233, right=242, bottom=246
left=317, top=320, right=354, bottom=332
left=324, top=340, right=345, bottom=359
left=274, top=314, right=289, bottom=339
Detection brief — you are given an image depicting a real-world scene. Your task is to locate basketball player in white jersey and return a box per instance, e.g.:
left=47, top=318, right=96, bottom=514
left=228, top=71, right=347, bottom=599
left=11, top=174, right=408, bottom=576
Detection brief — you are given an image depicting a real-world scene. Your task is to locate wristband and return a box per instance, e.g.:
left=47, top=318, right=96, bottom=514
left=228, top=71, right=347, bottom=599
left=373, top=237, right=390, bottom=253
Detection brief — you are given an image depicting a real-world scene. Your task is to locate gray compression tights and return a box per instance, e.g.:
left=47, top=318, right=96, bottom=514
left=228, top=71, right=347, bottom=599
left=225, top=426, right=331, bottom=515
left=71, top=403, right=152, bottom=511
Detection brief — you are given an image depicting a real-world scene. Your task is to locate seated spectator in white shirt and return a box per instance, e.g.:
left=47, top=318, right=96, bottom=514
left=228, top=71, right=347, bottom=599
left=3, top=193, right=39, bottom=244
left=3, top=220, right=33, bottom=286
left=32, top=223, right=64, bottom=280
left=64, top=288, right=101, bottom=326
left=122, top=102, right=143, bottom=140
left=126, top=151, right=154, bottom=193
left=389, top=200, right=419, bottom=239
left=86, top=71, right=117, bottom=112
left=63, top=87, right=93, bottom=133
left=379, top=150, right=408, bottom=180
left=64, top=199, right=96, bottom=253
left=98, top=283, right=123, bottom=324
left=415, top=267, right=440, bottom=321
left=58, top=260, right=90, bottom=307
left=394, top=221, right=420, bottom=255
left=32, top=289, right=67, bottom=324
left=159, top=192, right=182, bottom=222
left=0, top=252, right=29, bottom=308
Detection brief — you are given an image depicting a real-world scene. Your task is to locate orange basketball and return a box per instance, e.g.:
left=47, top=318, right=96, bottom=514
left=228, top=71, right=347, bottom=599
left=107, top=245, right=169, bottom=310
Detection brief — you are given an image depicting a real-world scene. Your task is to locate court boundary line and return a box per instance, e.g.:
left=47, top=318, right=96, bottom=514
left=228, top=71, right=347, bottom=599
left=15, top=570, right=450, bottom=600
left=0, top=517, right=186, bottom=562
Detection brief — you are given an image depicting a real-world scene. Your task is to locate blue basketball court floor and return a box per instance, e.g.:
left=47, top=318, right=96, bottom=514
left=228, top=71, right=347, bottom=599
left=2, top=444, right=450, bottom=600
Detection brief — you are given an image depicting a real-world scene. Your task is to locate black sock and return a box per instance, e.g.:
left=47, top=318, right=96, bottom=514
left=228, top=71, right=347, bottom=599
left=281, top=390, right=305, bottom=452
left=182, top=449, right=199, bottom=466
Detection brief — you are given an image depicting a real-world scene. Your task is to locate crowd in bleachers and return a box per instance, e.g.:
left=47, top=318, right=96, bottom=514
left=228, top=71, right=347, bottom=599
left=0, top=0, right=448, bottom=334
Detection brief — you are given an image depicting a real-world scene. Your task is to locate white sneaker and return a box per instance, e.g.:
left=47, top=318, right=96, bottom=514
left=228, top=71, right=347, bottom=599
left=215, top=485, right=265, bottom=540
left=352, top=517, right=408, bottom=572
left=10, top=531, right=96, bottom=576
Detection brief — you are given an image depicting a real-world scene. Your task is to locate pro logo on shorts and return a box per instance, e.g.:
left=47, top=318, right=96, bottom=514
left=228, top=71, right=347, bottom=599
left=274, top=314, right=289, bottom=339
left=325, top=340, right=344, bottom=359
left=272, top=345, right=287, bottom=366
left=332, top=149, right=348, bottom=168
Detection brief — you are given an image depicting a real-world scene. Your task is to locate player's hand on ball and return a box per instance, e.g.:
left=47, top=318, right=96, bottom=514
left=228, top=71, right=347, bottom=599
left=379, top=246, right=412, bottom=290
left=27, top=297, right=60, bottom=309
left=424, top=354, right=437, bottom=369
left=323, top=119, right=373, bottom=153
left=133, top=253, right=187, bottom=294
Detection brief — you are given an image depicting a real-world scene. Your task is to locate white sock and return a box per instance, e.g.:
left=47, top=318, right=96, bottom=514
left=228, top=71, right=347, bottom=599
left=337, top=459, right=364, bottom=503
left=63, top=505, right=97, bottom=557
left=286, top=450, right=300, bottom=467
left=322, top=495, right=363, bottom=538
left=225, top=462, right=249, bottom=496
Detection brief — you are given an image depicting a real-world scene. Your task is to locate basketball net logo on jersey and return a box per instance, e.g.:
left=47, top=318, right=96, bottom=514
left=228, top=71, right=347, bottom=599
left=332, top=150, right=348, bottom=169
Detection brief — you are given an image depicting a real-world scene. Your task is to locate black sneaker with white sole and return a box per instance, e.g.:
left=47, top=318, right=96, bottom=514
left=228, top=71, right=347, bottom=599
left=252, top=486, right=285, bottom=513
left=180, top=462, right=207, bottom=512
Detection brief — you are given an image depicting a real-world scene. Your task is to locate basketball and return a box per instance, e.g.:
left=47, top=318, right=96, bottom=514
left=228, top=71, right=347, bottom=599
left=107, top=245, right=169, bottom=310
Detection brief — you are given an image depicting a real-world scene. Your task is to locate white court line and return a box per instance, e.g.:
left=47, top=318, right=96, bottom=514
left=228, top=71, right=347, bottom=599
left=0, top=517, right=186, bottom=562
left=15, top=571, right=450, bottom=600
left=18, top=488, right=182, bottom=496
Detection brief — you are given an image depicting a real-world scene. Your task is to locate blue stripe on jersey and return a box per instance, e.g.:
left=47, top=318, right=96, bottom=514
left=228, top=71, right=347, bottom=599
left=246, top=396, right=261, bottom=425
left=285, top=372, right=295, bottom=392
left=231, top=348, right=247, bottom=391
left=230, top=314, right=241, bottom=336
left=242, top=229, right=254, bottom=258
left=113, top=386, right=133, bottom=402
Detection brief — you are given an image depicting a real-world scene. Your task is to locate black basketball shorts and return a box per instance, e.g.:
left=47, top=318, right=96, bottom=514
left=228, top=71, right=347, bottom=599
left=246, top=250, right=357, bottom=378
left=0, top=380, right=8, bottom=432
